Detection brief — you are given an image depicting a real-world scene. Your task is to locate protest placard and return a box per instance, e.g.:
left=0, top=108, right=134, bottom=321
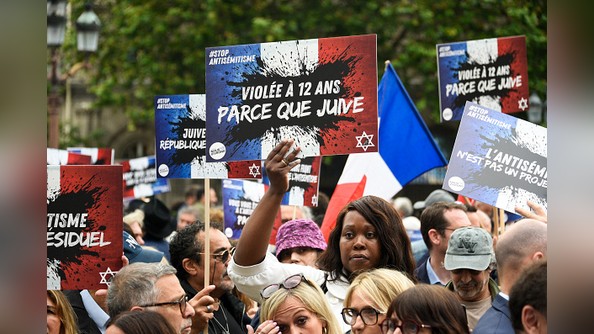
left=263, top=156, right=321, bottom=206
left=47, top=165, right=123, bottom=290
left=68, top=147, right=115, bottom=165
left=121, top=156, right=170, bottom=199
left=221, top=179, right=266, bottom=239
left=436, top=35, right=529, bottom=121
left=443, top=102, right=547, bottom=213
left=205, top=34, right=378, bottom=162
left=155, top=94, right=262, bottom=179
left=47, top=148, right=92, bottom=165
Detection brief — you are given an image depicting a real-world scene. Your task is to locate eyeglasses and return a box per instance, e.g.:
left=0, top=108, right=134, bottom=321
left=199, top=247, right=235, bottom=263
left=260, top=273, right=312, bottom=299
left=341, top=307, right=383, bottom=326
left=139, top=294, right=188, bottom=314
left=380, top=318, right=432, bottom=334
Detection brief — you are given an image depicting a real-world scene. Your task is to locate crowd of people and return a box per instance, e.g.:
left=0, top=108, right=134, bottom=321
left=49, top=140, right=547, bottom=334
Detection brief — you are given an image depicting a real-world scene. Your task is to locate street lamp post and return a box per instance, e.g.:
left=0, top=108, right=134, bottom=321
left=47, top=0, right=67, bottom=149
left=47, top=1, right=101, bottom=148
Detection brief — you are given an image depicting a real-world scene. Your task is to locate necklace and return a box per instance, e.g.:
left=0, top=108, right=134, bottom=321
left=210, top=303, right=230, bottom=334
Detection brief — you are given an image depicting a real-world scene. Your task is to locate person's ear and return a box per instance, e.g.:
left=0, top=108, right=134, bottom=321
left=521, top=305, right=543, bottom=334
left=130, top=306, right=143, bottom=311
left=428, top=229, right=442, bottom=246
left=182, top=258, right=199, bottom=276
left=531, top=251, right=545, bottom=261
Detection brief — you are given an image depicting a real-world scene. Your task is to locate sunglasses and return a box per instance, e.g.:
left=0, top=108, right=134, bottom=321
left=380, top=318, right=432, bottom=334
left=199, top=247, right=235, bottom=263
left=260, top=273, right=313, bottom=299
left=139, top=294, right=189, bottom=315
left=341, top=307, right=383, bottom=326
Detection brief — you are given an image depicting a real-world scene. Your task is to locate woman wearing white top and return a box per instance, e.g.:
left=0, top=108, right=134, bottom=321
left=229, top=139, right=416, bottom=333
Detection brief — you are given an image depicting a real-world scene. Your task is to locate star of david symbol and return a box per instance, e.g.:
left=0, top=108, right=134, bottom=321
left=355, top=131, right=375, bottom=151
left=518, top=97, right=528, bottom=111
left=99, top=267, right=118, bottom=286
left=311, top=194, right=318, bottom=207
left=249, top=163, right=261, bottom=178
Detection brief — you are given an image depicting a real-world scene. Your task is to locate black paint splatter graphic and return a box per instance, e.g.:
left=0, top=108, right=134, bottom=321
left=218, top=43, right=363, bottom=157
left=464, top=126, right=547, bottom=200
left=169, top=105, right=231, bottom=172
left=450, top=51, right=517, bottom=109
left=47, top=174, right=106, bottom=282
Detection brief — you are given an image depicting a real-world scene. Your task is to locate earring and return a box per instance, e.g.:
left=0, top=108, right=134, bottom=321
left=322, top=327, right=328, bottom=334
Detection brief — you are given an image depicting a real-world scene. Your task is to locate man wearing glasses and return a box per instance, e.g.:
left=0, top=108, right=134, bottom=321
left=169, top=221, right=251, bottom=334
left=106, top=262, right=212, bottom=334
left=414, top=201, right=472, bottom=285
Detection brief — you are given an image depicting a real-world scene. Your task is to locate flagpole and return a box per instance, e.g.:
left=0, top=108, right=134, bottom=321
left=493, top=208, right=499, bottom=237
left=498, top=208, right=505, bottom=235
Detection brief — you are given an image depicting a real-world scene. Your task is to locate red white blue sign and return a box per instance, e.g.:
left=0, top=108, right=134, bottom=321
left=443, top=102, right=547, bottom=213
left=155, top=94, right=262, bottom=179
left=436, top=35, right=529, bottom=121
left=205, top=34, right=378, bottom=162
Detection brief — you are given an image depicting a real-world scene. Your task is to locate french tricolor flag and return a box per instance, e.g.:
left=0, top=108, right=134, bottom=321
left=321, top=62, right=447, bottom=240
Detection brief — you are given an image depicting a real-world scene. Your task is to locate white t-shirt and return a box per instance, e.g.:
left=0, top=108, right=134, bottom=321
left=228, top=252, right=351, bottom=333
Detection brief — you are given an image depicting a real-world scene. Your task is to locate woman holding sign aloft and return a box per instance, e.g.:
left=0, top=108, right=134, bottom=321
left=228, top=139, right=416, bottom=333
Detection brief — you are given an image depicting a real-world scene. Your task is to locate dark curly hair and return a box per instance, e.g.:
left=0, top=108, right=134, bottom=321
left=317, top=195, right=415, bottom=282
left=169, top=220, right=223, bottom=281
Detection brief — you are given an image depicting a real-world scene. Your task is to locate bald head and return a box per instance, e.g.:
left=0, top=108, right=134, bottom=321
left=495, top=219, right=547, bottom=292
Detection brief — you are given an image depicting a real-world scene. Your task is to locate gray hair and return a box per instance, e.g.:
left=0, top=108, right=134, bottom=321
left=178, top=206, right=200, bottom=221
left=107, top=262, right=177, bottom=318
left=392, top=197, right=413, bottom=217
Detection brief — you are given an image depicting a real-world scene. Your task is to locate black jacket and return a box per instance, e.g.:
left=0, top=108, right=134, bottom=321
left=180, top=279, right=251, bottom=333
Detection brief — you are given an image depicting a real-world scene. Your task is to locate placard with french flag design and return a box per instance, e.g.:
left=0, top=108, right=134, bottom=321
left=47, top=148, right=92, bottom=165
left=436, top=35, right=529, bottom=121
left=121, top=156, right=170, bottom=199
left=155, top=94, right=263, bottom=179
left=442, top=102, right=547, bottom=213
left=47, top=165, right=123, bottom=290
left=262, top=156, right=321, bottom=207
left=205, top=34, right=378, bottom=162
left=221, top=179, right=266, bottom=240
left=67, top=147, right=115, bottom=165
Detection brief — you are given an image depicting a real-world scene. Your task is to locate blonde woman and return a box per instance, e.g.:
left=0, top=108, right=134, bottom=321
left=342, top=269, right=415, bottom=334
left=249, top=274, right=342, bottom=334
left=47, top=290, right=79, bottom=334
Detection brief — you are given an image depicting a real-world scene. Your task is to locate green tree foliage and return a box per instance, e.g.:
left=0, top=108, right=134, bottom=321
left=64, top=0, right=546, bottom=130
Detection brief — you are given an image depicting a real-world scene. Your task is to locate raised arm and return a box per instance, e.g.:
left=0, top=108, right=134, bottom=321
left=233, top=139, right=301, bottom=266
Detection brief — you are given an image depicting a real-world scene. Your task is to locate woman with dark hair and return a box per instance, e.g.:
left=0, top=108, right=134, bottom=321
left=317, top=195, right=415, bottom=280
left=229, top=140, right=416, bottom=333
left=106, top=310, right=177, bottom=334
left=382, top=285, right=469, bottom=334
